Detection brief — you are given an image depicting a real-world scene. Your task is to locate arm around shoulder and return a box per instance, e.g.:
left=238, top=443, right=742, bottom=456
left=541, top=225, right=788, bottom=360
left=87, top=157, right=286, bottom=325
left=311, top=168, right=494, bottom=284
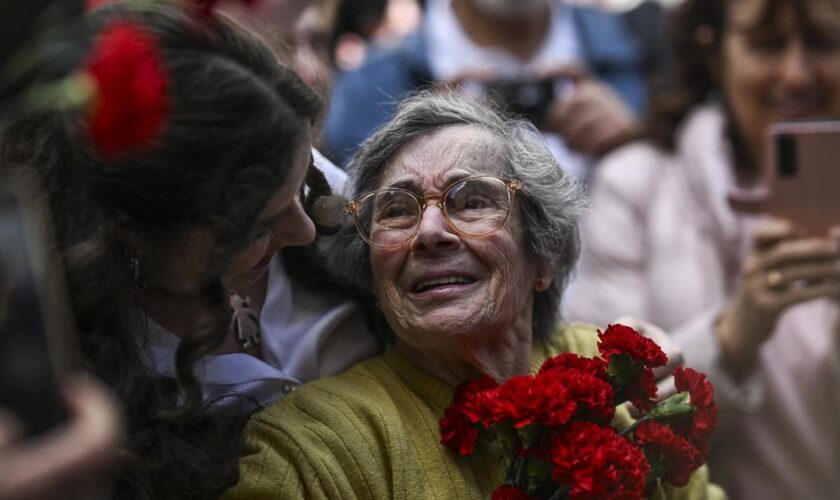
left=225, top=384, right=392, bottom=500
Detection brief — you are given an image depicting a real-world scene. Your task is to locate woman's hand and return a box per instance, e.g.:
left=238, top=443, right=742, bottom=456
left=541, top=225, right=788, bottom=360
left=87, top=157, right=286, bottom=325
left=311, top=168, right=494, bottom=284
left=542, top=67, right=639, bottom=156
left=0, top=376, right=124, bottom=500
left=716, top=219, right=840, bottom=380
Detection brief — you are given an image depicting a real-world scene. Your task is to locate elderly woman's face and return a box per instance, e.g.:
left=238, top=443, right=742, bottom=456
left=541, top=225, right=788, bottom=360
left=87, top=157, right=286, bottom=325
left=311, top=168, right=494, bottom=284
left=369, top=125, right=540, bottom=352
left=721, top=0, right=840, bottom=169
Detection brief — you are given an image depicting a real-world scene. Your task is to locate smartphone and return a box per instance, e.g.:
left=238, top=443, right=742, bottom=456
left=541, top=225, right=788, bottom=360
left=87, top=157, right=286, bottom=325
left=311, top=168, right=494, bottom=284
left=0, top=180, right=77, bottom=436
left=484, top=77, right=555, bottom=129
left=764, top=120, right=840, bottom=234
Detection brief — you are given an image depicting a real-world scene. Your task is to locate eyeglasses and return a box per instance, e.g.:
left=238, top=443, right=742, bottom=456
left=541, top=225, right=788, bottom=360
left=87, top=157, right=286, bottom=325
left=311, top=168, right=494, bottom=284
left=346, top=175, right=523, bottom=249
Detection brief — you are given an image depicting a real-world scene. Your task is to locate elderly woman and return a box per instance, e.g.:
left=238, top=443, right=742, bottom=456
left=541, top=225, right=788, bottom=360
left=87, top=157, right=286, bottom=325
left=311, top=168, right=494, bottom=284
left=228, top=92, right=720, bottom=498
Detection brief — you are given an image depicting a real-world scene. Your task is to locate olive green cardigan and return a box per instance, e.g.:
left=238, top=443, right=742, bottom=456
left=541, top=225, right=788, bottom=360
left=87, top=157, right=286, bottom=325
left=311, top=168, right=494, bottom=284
left=226, top=323, right=725, bottom=499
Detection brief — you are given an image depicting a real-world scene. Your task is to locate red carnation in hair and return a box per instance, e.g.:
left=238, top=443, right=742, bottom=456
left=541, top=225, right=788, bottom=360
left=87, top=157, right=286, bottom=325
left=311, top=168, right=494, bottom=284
left=86, top=21, right=168, bottom=158
left=491, top=485, right=533, bottom=500
left=598, top=324, right=668, bottom=368
left=635, top=421, right=701, bottom=487
left=550, top=422, right=649, bottom=500
left=539, top=353, right=608, bottom=379
left=671, top=367, right=718, bottom=460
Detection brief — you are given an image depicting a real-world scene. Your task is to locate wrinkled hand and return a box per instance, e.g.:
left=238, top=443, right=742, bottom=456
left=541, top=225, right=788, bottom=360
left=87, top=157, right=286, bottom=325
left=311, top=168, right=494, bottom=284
left=717, top=218, right=840, bottom=380
left=0, top=376, right=124, bottom=500
left=543, top=68, right=639, bottom=156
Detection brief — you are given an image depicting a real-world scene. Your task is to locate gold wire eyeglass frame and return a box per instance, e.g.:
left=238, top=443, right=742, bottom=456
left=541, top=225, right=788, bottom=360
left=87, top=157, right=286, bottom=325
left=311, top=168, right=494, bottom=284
left=345, top=175, right=523, bottom=249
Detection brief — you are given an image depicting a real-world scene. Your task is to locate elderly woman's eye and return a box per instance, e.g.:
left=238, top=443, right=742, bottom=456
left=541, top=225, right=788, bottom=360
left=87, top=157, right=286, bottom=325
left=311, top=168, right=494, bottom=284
left=375, top=197, right=417, bottom=226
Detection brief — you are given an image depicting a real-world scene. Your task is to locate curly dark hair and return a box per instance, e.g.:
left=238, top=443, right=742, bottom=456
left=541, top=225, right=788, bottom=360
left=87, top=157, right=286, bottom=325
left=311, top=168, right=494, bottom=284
left=0, top=3, right=321, bottom=498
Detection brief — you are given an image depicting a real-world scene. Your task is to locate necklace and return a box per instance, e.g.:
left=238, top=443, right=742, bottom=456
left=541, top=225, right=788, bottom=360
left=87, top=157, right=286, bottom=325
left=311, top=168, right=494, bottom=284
left=135, top=277, right=261, bottom=349
left=135, top=278, right=203, bottom=303
left=229, top=290, right=261, bottom=349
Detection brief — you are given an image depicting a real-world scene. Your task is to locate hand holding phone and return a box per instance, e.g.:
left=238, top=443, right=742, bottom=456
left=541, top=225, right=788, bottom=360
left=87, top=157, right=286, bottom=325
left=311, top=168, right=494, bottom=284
left=0, top=181, right=78, bottom=437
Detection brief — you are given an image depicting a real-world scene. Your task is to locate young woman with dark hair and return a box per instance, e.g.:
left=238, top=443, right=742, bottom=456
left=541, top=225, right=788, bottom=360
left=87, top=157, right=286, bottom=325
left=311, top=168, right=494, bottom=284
left=568, top=0, right=840, bottom=497
left=1, top=3, right=378, bottom=498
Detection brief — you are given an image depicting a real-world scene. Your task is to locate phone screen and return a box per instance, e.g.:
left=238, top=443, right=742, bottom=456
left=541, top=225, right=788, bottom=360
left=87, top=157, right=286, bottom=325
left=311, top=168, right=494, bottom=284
left=0, top=193, right=68, bottom=436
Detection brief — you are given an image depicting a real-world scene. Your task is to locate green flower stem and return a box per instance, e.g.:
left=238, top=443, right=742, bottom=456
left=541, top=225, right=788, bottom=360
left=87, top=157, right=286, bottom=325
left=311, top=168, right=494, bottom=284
left=619, top=392, right=695, bottom=437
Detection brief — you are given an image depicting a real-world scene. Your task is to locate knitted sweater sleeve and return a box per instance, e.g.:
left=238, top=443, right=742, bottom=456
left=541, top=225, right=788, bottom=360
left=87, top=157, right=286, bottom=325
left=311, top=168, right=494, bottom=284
left=224, top=373, right=393, bottom=499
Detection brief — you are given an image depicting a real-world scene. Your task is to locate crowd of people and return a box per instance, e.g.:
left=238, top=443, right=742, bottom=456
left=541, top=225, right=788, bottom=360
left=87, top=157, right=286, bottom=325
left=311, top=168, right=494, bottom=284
left=0, top=0, right=838, bottom=499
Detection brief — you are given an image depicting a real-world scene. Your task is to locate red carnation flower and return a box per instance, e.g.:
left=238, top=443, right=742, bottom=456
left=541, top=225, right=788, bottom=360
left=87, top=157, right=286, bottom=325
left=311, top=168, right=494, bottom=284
left=491, top=485, right=533, bottom=500
left=550, top=422, right=649, bottom=500
left=439, top=404, right=479, bottom=456
left=440, top=376, right=500, bottom=455
left=86, top=21, right=168, bottom=158
left=635, top=421, right=701, bottom=487
left=538, top=368, right=615, bottom=425
left=621, top=368, right=658, bottom=412
left=539, top=353, right=608, bottom=379
left=454, top=375, right=499, bottom=402
left=598, top=324, right=668, bottom=368
left=671, top=367, right=718, bottom=459
left=494, top=375, right=577, bottom=429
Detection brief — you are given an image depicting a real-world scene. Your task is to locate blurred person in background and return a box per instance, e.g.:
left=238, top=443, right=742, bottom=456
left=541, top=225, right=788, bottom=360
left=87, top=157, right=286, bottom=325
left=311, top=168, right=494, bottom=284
left=0, top=1, right=124, bottom=499
left=322, top=0, right=648, bottom=179
left=566, top=0, right=840, bottom=498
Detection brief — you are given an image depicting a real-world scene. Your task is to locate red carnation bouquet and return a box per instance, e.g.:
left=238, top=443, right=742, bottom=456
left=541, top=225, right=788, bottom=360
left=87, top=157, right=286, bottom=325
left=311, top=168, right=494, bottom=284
left=439, top=324, right=718, bottom=500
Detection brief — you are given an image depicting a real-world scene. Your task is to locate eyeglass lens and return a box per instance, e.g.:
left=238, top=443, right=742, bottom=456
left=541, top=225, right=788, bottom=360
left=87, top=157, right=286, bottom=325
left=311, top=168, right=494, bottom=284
left=358, top=177, right=512, bottom=247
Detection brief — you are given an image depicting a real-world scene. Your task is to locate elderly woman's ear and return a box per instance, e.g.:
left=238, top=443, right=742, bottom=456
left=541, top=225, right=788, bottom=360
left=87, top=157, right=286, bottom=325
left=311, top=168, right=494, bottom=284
left=534, top=275, right=551, bottom=292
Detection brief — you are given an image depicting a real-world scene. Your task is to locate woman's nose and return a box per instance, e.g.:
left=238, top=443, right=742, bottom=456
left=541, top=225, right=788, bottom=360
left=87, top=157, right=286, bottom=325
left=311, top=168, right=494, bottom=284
left=410, top=202, right=460, bottom=253
left=273, top=198, right=316, bottom=249
left=778, top=39, right=815, bottom=91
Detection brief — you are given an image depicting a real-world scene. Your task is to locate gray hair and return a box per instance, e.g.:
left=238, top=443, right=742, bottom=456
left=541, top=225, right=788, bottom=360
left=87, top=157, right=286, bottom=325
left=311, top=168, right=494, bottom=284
left=320, top=90, right=586, bottom=341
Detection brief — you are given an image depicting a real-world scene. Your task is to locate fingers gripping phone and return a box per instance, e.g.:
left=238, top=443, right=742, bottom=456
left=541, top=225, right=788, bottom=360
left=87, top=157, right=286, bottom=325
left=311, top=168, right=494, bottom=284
left=0, top=181, right=77, bottom=436
left=765, top=120, right=840, bottom=234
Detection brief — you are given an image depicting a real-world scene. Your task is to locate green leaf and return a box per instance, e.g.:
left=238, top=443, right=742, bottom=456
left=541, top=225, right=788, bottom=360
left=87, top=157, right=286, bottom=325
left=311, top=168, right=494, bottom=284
left=648, top=392, right=695, bottom=420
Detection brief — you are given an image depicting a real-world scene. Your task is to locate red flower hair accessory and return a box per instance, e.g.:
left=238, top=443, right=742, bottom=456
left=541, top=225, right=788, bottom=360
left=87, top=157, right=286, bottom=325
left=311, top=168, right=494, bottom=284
left=85, top=20, right=167, bottom=158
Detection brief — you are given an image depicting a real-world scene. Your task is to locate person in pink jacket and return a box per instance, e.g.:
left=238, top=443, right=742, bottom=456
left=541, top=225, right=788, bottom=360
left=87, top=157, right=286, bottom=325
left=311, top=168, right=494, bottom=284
left=566, top=0, right=840, bottom=498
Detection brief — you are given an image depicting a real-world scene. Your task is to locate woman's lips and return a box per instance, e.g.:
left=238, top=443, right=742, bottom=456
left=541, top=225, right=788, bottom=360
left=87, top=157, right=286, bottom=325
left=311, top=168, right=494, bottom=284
left=405, top=279, right=480, bottom=303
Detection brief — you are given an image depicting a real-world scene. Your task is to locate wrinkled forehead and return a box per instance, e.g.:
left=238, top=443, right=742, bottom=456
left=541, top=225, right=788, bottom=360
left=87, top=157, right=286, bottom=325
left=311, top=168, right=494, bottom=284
left=375, top=125, right=507, bottom=192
